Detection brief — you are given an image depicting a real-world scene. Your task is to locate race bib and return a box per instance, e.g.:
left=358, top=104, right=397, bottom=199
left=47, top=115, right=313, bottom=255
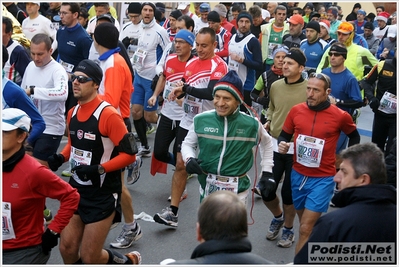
left=296, top=134, right=325, bottom=168
left=183, top=95, right=202, bottom=119
left=59, top=59, right=74, bottom=73
left=378, top=91, right=397, bottom=114
left=228, top=60, right=239, bottom=72
left=204, top=173, right=239, bottom=197
left=132, top=48, right=148, bottom=69
left=2, top=202, right=16, bottom=240
left=70, top=147, right=94, bottom=185
left=163, top=81, right=176, bottom=101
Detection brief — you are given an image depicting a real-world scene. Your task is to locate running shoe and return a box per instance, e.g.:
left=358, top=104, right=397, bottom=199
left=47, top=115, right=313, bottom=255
left=127, top=157, right=142, bottom=185
left=110, top=224, right=143, bottom=249
left=137, top=146, right=151, bottom=158
left=146, top=124, right=155, bottom=135
left=125, top=251, right=142, bottom=264
left=277, top=228, right=295, bottom=248
left=61, top=166, right=72, bottom=177
left=44, top=208, right=53, bottom=224
left=266, top=218, right=284, bottom=240
left=153, top=207, right=178, bottom=227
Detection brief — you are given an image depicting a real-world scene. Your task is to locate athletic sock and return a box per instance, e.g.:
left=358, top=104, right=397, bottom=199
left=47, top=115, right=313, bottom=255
left=170, top=205, right=178, bottom=216
left=123, top=221, right=137, bottom=231
left=133, top=117, right=148, bottom=147
left=105, top=249, right=130, bottom=264
left=283, top=226, right=293, bottom=231
left=275, top=213, right=284, bottom=220
left=74, top=258, right=83, bottom=264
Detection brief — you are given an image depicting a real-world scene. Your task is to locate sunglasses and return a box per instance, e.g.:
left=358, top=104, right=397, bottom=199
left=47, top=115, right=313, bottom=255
left=309, top=73, right=331, bottom=88
left=71, top=74, right=93, bottom=83
left=328, top=52, right=345, bottom=57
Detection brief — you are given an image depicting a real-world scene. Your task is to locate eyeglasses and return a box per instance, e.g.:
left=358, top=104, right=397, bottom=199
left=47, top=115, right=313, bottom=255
left=128, top=15, right=140, bottom=19
left=309, top=73, right=331, bottom=88
left=71, top=74, right=93, bottom=83
left=59, top=11, right=72, bottom=16
left=328, top=52, right=345, bottom=57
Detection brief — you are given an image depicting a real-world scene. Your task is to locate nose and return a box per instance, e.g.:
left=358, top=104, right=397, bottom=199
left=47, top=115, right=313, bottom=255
left=333, top=170, right=342, bottom=183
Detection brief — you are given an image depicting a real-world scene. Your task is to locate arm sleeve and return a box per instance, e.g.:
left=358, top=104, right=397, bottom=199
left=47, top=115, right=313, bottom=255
left=9, top=46, right=31, bottom=78
left=33, top=167, right=80, bottom=233
left=360, top=63, right=379, bottom=100
left=155, top=44, right=171, bottom=75
left=3, top=81, right=45, bottom=145
left=376, top=41, right=384, bottom=59
left=60, top=108, right=74, bottom=160
left=100, top=64, right=124, bottom=109
left=277, top=129, right=293, bottom=144
left=243, top=38, right=264, bottom=72
left=33, top=67, right=68, bottom=101
left=347, top=129, right=361, bottom=147
left=181, top=124, right=198, bottom=163
left=215, top=32, right=231, bottom=59
left=258, top=121, right=274, bottom=173
left=265, top=84, right=276, bottom=120
left=369, top=39, right=380, bottom=55
left=185, top=79, right=218, bottom=100
left=98, top=109, right=136, bottom=172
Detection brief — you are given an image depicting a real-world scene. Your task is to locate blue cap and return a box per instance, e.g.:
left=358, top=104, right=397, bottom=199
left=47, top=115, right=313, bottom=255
left=357, top=9, right=366, bottom=16
left=175, top=29, right=195, bottom=46
left=200, top=3, right=210, bottom=13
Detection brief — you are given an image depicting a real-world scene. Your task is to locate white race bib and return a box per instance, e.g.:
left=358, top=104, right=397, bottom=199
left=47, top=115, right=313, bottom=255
left=183, top=95, right=202, bottom=120
left=204, top=173, right=239, bottom=197
left=378, top=91, right=397, bottom=114
left=228, top=60, right=239, bottom=72
left=70, top=146, right=94, bottom=185
left=59, top=59, right=74, bottom=73
left=296, top=134, right=325, bottom=168
left=132, top=48, right=148, bottom=69
left=2, top=202, right=16, bottom=240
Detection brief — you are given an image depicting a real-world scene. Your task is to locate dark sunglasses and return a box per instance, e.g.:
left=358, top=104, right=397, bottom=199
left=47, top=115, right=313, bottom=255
left=71, top=74, right=93, bottom=83
left=328, top=52, right=345, bottom=57
left=309, top=73, right=331, bottom=88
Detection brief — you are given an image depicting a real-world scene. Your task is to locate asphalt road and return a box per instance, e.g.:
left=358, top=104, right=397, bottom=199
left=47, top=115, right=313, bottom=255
left=46, top=106, right=374, bottom=265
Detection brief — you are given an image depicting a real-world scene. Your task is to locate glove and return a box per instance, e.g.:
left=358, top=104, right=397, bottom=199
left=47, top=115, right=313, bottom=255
left=258, top=172, right=276, bottom=200
left=186, top=157, right=203, bottom=175
left=151, top=74, right=159, bottom=91
left=257, top=96, right=269, bottom=107
left=122, top=36, right=130, bottom=49
left=47, top=154, right=65, bottom=171
left=41, top=228, right=59, bottom=255
left=71, top=164, right=99, bottom=183
left=369, top=97, right=380, bottom=110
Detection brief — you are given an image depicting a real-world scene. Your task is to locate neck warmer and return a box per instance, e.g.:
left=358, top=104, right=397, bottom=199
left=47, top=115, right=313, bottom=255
left=307, top=100, right=331, bottom=111
left=236, top=29, right=250, bottom=39
left=271, top=65, right=283, bottom=76
left=142, top=18, right=156, bottom=29
left=3, top=146, right=25, bottom=172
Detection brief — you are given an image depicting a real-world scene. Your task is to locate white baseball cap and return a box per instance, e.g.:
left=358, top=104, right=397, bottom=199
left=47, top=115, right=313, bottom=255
left=2, top=108, right=31, bottom=132
left=177, top=2, right=190, bottom=10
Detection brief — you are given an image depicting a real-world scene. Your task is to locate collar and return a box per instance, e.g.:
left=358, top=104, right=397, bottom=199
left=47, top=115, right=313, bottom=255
left=307, top=99, right=330, bottom=111
left=284, top=76, right=304, bottom=84
left=3, top=146, right=25, bottom=172
left=66, top=23, right=81, bottom=32
left=99, top=47, right=121, bottom=61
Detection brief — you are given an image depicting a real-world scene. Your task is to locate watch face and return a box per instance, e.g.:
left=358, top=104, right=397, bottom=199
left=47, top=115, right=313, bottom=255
left=99, top=166, right=105, bottom=174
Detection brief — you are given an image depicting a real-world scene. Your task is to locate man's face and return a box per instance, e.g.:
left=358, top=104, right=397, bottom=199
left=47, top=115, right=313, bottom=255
left=30, top=42, right=52, bottom=67
left=329, top=51, right=345, bottom=68
left=319, top=25, right=329, bottom=39
left=238, top=17, right=251, bottom=34
left=94, top=6, right=109, bottom=17
left=26, top=3, right=40, bottom=16
left=232, top=11, right=239, bottom=20
left=306, top=77, right=330, bottom=106
left=282, top=57, right=301, bottom=79
left=213, top=90, right=240, bottom=117
left=357, top=13, right=365, bottom=21
left=334, top=159, right=365, bottom=190
left=195, top=33, right=216, bottom=60
left=377, top=19, right=386, bottom=28
left=208, top=21, right=220, bottom=32
left=49, top=2, right=61, bottom=10
left=327, top=13, right=335, bottom=22
left=128, top=13, right=141, bottom=25
left=376, top=8, right=383, bottom=15
left=267, top=3, right=277, bottom=15
left=363, top=28, right=372, bottom=37
left=72, top=71, right=97, bottom=101
left=337, top=31, right=351, bottom=43
left=60, top=5, right=77, bottom=27
left=2, top=23, right=11, bottom=46
left=306, top=28, right=319, bottom=43
left=174, top=38, right=192, bottom=57
left=292, top=10, right=299, bottom=15
left=273, top=51, right=286, bottom=69
left=304, top=7, right=312, bottom=15
left=275, top=10, right=287, bottom=25
left=252, top=16, right=263, bottom=27
left=311, top=16, right=320, bottom=22
left=141, top=5, right=154, bottom=24
left=200, top=11, right=209, bottom=23
left=169, top=16, right=178, bottom=30
left=176, top=20, right=188, bottom=31
left=289, top=23, right=303, bottom=36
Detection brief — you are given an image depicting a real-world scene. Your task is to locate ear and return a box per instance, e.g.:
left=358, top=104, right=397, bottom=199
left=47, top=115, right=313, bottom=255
left=17, top=132, right=28, bottom=144
left=359, top=173, right=371, bottom=185
left=326, top=88, right=331, bottom=95
left=196, top=222, right=204, bottom=243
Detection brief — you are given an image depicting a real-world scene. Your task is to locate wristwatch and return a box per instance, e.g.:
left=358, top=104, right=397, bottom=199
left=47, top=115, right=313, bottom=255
left=29, top=85, right=35, bottom=95
left=98, top=165, right=105, bottom=175
left=49, top=229, right=58, bottom=236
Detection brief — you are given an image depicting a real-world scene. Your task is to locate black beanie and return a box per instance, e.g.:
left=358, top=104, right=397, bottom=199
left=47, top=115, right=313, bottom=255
left=128, top=3, right=142, bottom=14
left=285, top=49, right=306, bottom=66
left=94, top=23, right=118, bottom=49
left=75, top=59, right=103, bottom=85
left=170, top=10, right=183, bottom=19
left=207, top=11, right=221, bottom=23
left=142, top=2, right=156, bottom=12
left=364, top=21, right=374, bottom=31
left=306, top=21, right=320, bottom=33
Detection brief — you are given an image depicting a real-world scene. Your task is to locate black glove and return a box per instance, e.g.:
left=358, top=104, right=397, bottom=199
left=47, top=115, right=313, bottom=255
left=71, top=164, right=99, bottom=182
left=258, top=172, right=276, bottom=200
left=257, top=96, right=269, bottom=107
left=369, top=97, right=380, bottom=110
left=41, top=228, right=59, bottom=255
left=47, top=154, right=65, bottom=171
left=186, top=157, right=203, bottom=175
left=151, top=74, right=159, bottom=91
left=122, top=36, right=131, bottom=49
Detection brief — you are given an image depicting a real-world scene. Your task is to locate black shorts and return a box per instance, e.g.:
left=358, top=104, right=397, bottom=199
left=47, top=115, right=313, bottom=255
left=76, top=191, right=121, bottom=224
left=32, top=133, right=62, bottom=161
